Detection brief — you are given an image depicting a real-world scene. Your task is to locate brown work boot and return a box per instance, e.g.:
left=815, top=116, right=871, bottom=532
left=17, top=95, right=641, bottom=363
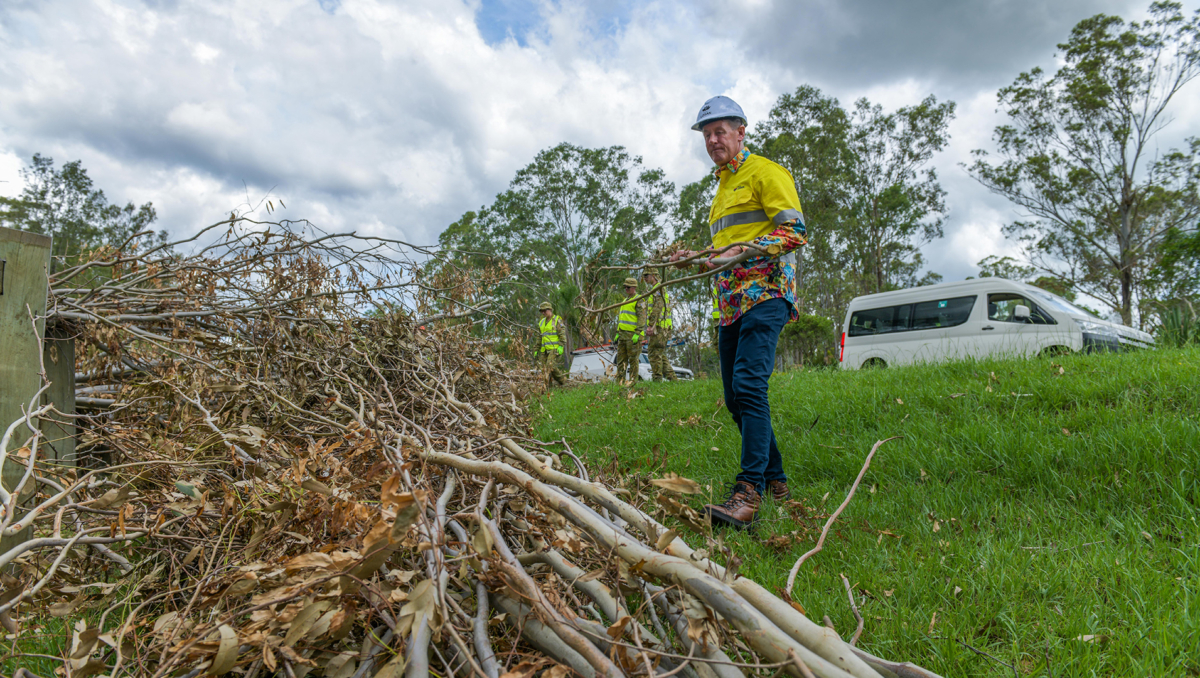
left=704, top=481, right=760, bottom=530
left=768, top=479, right=791, bottom=502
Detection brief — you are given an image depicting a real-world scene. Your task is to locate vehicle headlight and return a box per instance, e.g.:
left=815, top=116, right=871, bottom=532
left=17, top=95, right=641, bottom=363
left=1078, top=320, right=1118, bottom=338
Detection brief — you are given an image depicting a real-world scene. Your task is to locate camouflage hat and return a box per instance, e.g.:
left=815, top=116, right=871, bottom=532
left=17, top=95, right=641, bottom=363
left=623, top=277, right=638, bottom=288
left=538, top=301, right=553, bottom=311
left=641, top=269, right=658, bottom=279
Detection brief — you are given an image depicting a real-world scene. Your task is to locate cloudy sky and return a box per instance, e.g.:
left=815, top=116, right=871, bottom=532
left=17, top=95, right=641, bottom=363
left=1, top=0, right=1194, bottom=281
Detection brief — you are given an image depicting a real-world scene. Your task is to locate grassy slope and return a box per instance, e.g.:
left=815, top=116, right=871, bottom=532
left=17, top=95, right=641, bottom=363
left=531, top=346, right=1200, bottom=677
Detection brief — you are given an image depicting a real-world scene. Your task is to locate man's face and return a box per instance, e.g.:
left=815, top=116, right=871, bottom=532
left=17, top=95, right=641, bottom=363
left=541, top=308, right=552, bottom=318
left=625, top=285, right=636, bottom=297
left=702, top=119, right=746, bottom=167
left=643, top=274, right=657, bottom=286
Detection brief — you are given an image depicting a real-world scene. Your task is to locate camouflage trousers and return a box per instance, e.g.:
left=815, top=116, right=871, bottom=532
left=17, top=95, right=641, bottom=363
left=538, top=351, right=567, bottom=387
left=647, top=330, right=677, bottom=382
left=614, top=337, right=639, bottom=382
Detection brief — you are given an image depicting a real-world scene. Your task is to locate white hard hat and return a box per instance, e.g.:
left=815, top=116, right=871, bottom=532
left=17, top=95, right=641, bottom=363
left=692, top=95, right=746, bottom=131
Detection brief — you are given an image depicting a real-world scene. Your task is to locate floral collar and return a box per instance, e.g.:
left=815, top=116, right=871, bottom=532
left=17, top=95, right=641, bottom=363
left=713, top=148, right=750, bottom=178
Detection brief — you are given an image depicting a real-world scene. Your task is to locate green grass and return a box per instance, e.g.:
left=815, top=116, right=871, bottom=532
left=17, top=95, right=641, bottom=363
left=531, top=346, right=1200, bottom=677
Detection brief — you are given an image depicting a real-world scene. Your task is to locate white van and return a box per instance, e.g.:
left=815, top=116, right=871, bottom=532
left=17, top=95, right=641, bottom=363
left=838, top=279, right=1154, bottom=370
left=568, top=345, right=695, bottom=382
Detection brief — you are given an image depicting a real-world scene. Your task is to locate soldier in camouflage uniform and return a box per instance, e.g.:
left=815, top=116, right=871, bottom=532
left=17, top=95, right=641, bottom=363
left=614, top=277, right=646, bottom=383
left=536, top=301, right=568, bottom=387
left=642, top=270, right=677, bottom=382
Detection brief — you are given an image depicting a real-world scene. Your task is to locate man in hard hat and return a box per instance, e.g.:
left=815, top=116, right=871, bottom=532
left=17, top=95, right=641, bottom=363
left=670, top=95, right=808, bottom=530
left=642, top=269, right=677, bottom=382
left=614, top=277, right=646, bottom=383
left=537, top=301, right=568, bottom=387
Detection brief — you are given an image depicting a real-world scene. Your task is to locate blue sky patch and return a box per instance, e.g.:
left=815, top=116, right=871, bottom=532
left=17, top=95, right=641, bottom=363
left=475, top=0, right=543, bottom=47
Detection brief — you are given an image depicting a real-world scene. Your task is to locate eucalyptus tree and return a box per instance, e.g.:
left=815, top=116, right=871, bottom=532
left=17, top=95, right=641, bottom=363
left=435, top=143, right=675, bottom=350
left=969, top=1, right=1200, bottom=325
left=2, top=154, right=164, bottom=271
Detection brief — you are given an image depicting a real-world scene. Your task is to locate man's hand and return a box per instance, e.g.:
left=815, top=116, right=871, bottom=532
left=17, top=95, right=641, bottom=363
left=669, top=246, right=747, bottom=271
left=668, top=249, right=698, bottom=270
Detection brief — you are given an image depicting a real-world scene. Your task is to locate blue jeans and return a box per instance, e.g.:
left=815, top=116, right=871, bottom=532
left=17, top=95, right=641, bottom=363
left=718, top=297, right=789, bottom=495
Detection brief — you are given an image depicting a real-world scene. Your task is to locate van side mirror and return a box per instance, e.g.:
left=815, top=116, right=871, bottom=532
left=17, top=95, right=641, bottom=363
left=1014, top=304, right=1031, bottom=320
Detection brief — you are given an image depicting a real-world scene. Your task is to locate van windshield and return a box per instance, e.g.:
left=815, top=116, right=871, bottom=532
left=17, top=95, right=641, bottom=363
left=1025, top=289, right=1098, bottom=318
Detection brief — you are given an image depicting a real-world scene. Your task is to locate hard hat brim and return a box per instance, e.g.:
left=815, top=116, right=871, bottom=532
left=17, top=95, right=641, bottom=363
left=693, top=116, right=747, bottom=132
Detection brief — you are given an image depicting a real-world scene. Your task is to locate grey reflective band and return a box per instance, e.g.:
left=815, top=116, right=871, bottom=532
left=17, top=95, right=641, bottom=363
left=709, top=210, right=768, bottom=239
left=773, top=208, right=803, bottom=225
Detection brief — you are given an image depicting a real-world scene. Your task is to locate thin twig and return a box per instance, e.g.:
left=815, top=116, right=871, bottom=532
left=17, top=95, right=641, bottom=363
left=839, top=574, right=864, bottom=647
left=786, top=437, right=902, bottom=597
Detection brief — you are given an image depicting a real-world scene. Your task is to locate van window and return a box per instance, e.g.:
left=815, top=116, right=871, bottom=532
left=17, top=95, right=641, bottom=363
left=911, top=296, right=977, bottom=330
left=987, top=293, right=1056, bottom=325
left=849, top=295, right=977, bottom=336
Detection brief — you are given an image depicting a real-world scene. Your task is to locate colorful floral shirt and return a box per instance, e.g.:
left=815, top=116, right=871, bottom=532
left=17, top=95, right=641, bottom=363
left=711, top=150, right=807, bottom=326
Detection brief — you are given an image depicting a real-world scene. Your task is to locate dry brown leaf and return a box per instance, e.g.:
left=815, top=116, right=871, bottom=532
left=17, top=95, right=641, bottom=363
left=209, top=624, right=238, bottom=676
left=50, top=594, right=85, bottom=618
left=472, top=524, right=495, bottom=557
left=655, top=529, right=678, bottom=552
left=284, top=552, right=334, bottom=573
left=390, top=490, right=426, bottom=541
left=224, top=572, right=258, bottom=598
left=182, top=545, right=204, bottom=567
left=283, top=600, right=333, bottom=647
left=606, top=615, right=632, bottom=639
left=499, top=661, right=544, bottom=678
left=92, top=485, right=134, bottom=509
left=277, top=644, right=319, bottom=667
left=649, top=472, right=702, bottom=495
left=307, top=608, right=339, bottom=641
left=372, top=654, right=406, bottom=678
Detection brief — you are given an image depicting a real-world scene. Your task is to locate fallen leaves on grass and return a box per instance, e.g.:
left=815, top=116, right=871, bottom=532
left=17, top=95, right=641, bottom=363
left=649, top=472, right=702, bottom=494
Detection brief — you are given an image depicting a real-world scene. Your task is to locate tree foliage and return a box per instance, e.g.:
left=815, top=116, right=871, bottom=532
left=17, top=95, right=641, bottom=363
left=434, top=143, right=674, bottom=352
left=1, top=154, right=166, bottom=271
left=747, top=85, right=953, bottom=333
left=969, top=1, right=1200, bottom=326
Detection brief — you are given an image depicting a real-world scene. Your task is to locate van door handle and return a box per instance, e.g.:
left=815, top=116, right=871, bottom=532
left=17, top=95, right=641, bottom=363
left=982, top=325, right=995, bottom=331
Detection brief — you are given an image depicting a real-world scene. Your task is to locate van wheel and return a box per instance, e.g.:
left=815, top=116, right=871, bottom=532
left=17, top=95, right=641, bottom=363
left=862, top=358, right=887, bottom=369
left=1040, top=346, right=1071, bottom=358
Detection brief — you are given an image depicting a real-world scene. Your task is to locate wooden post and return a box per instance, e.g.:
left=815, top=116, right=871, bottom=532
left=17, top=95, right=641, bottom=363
left=0, top=226, right=52, bottom=555
left=42, top=325, right=77, bottom=466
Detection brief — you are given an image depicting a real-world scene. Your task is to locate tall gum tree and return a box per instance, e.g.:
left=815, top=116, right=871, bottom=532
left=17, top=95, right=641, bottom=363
left=750, top=86, right=954, bottom=315
left=435, top=143, right=674, bottom=349
left=969, top=1, right=1200, bottom=326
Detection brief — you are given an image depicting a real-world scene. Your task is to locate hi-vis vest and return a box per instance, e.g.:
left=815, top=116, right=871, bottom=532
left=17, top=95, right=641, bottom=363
left=711, top=288, right=720, bottom=320
left=618, top=299, right=640, bottom=340
left=539, top=315, right=563, bottom=354
left=708, top=154, right=803, bottom=265
left=657, top=291, right=673, bottom=330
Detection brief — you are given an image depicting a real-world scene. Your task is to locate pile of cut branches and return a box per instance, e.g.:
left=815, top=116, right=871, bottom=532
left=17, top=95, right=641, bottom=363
left=1, top=218, right=936, bottom=678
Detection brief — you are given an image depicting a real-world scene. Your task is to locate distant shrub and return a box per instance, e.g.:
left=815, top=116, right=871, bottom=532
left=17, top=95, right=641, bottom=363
left=1154, top=300, right=1199, bottom=347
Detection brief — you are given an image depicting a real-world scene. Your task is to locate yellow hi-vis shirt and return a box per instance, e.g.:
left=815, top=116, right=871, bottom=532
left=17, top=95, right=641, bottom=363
left=707, top=154, right=803, bottom=255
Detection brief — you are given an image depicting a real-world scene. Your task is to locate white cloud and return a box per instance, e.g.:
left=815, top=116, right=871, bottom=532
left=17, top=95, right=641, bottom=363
left=0, top=0, right=1191, bottom=287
